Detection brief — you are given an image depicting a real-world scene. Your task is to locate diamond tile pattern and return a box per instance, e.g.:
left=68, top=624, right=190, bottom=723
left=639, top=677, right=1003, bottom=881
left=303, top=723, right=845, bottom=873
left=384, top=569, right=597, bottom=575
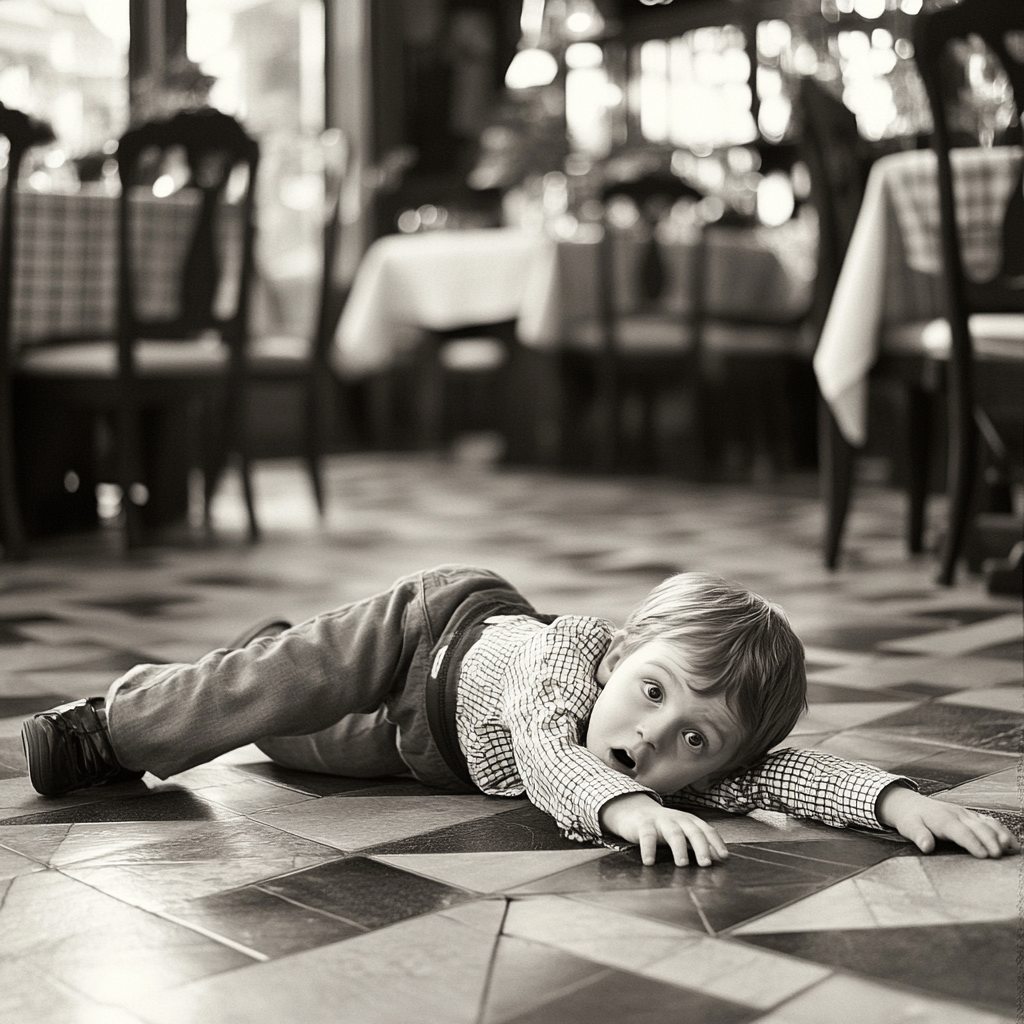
left=0, top=454, right=1020, bottom=1023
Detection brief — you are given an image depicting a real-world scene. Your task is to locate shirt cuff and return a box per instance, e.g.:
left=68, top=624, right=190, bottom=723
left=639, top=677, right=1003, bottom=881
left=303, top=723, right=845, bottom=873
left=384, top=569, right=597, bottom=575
left=568, top=776, right=661, bottom=844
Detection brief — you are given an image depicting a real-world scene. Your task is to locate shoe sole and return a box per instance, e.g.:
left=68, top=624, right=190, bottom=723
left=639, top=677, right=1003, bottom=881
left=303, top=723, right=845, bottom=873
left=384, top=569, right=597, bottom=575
left=21, top=717, right=63, bottom=797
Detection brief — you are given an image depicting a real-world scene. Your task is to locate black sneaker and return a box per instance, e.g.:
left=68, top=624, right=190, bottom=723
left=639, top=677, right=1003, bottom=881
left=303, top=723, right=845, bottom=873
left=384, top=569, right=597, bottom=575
left=22, top=697, right=145, bottom=797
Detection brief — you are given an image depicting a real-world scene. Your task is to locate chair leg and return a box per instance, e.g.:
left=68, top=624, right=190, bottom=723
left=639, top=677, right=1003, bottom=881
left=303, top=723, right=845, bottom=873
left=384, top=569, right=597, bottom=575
left=0, top=423, right=27, bottom=560
left=820, top=399, right=855, bottom=570
left=304, top=374, right=326, bottom=518
left=239, top=449, right=259, bottom=543
left=228, top=382, right=259, bottom=542
left=593, top=360, right=618, bottom=473
left=117, top=401, right=144, bottom=550
left=905, top=385, right=932, bottom=555
left=415, top=335, right=445, bottom=452
left=937, top=396, right=978, bottom=587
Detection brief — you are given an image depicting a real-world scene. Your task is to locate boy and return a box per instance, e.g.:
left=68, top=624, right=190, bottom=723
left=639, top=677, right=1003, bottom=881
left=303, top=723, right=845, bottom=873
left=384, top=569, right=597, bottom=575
left=22, top=565, right=1018, bottom=866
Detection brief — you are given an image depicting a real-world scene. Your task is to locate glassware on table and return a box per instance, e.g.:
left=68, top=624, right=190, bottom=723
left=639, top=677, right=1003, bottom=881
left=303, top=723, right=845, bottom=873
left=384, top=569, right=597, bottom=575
left=964, top=46, right=1014, bottom=148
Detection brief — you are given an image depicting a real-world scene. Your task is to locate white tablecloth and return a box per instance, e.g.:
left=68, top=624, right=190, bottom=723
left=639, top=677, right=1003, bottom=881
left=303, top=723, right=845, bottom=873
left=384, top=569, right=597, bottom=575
left=332, top=220, right=816, bottom=376
left=812, top=146, right=1022, bottom=446
left=332, top=228, right=550, bottom=375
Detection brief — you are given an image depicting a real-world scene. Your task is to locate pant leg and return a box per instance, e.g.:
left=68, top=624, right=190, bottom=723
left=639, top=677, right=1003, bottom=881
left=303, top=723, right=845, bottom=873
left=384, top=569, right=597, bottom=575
left=256, top=709, right=409, bottom=776
left=106, top=569, right=428, bottom=778
left=106, top=564, right=517, bottom=783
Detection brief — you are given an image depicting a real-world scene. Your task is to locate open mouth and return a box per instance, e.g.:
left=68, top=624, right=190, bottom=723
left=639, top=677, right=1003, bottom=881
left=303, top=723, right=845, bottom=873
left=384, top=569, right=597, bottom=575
left=611, top=748, right=636, bottom=771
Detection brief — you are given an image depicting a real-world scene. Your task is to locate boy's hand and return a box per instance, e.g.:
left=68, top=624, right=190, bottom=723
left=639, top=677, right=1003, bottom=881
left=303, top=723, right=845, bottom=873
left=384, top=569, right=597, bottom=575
left=599, top=792, right=728, bottom=867
left=876, top=783, right=1020, bottom=858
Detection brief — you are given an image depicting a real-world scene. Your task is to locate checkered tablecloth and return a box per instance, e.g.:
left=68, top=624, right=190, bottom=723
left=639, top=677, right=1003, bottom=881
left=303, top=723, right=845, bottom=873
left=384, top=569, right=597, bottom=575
left=2, top=185, right=245, bottom=346
left=887, top=147, right=1023, bottom=282
left=813, top=145, right=1023, bottom=446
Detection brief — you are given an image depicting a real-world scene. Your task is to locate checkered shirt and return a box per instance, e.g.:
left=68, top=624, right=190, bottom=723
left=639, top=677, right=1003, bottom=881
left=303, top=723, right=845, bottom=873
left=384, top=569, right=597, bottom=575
left=457, top=615, right=908, bottom=845
left=885, top=146, right=1022, bottom=283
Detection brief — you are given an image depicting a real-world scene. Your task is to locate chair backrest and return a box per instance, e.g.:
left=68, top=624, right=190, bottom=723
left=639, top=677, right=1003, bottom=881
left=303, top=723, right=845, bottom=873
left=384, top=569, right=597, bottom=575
left=913, top=0, right=1024, bottom=333
left=797, top=77, right=872, bottom=336
left=310, top=128, right=349, bottom=366
left=0, top=103, right=54, bottom=359
left=601, top=173, right=705, bottom=308
left=115, top=107, right=259, bottom=362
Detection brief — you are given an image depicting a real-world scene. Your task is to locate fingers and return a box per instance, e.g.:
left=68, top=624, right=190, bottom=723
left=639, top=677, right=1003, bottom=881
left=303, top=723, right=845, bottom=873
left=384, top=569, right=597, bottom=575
left=649, top=817, right=729, bottom=868
left=955, top=813, right=1019, bottom=859
left=918, top=806, right=1020, bottom=859
left=637, top=824, right=660, bottom=867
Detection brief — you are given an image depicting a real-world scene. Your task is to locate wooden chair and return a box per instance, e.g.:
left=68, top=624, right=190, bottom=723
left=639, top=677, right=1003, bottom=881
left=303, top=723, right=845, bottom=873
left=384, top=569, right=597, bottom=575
left=803, top=77, right=946, bottom=572
left=13, top=107, right=260, bottom=548
left=559, top=173, right=706, bottom=475
left=913, top=0, right=1024, bottom=586
left=0, top=103, right=54, bottom=559
left=245, top=128, right=348, bottom=517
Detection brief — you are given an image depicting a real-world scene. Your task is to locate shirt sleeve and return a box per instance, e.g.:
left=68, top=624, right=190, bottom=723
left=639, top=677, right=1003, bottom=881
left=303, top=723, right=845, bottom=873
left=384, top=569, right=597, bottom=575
left=663, top=747, right=918, bottom=830
left=499, top=619, right=659, bottom=844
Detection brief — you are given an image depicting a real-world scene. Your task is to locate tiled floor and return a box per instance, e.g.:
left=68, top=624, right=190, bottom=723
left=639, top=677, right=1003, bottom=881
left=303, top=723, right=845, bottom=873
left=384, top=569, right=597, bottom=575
left=1, top=452, right=1020, bottom=1024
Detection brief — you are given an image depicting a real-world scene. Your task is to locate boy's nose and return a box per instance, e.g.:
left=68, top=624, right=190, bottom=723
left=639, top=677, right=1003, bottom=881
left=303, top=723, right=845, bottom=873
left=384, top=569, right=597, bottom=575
left=638, top=719, right=674, bottom=749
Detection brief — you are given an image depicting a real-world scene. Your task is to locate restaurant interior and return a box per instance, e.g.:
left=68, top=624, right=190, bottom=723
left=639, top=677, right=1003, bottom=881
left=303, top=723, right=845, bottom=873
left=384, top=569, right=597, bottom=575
left=0, top=1, right=1021, bottom=1022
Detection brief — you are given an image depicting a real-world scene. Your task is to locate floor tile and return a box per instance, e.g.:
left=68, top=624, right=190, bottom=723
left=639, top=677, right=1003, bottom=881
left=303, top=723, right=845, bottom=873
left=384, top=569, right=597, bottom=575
left=931, top=768, right=1020, bottom=812
left=878, top=614, right=1023, bottom=656
left=134, top=907, right=501, bottom=1024
left=795, top=621, right=944, bottom=652
left=938, top=687, right=1023, bottom=712
left=740, top=921, right=1015, bottom=1015
left=698, top=810, right=839, bottom=845
left=749, top=973, right=1013, bottom=1024
left=887, top=747, right=1017, bottom=791
left=790, top=701, right=919, bottom=734
left=862, top=702, right=1023, bottom=753
left=256, top=855, right=475, bottom=928
left=480, top=934, right=612, bottom=1024
left=502, top=893, right=706, bottom=974
left=807, top=655, right=1022, bottom=690
left=732, top=853, right=1015, bottom=933
left=0, top=843, right=44, bottom=880
left=642, top=934, right=830, bottom=1009
left=0, top=785, right=243, bottom=825
left=498, top=962, right=761, bottom=1024
left=250, top=793, right=514, bottom=851
left=1, top=870, right=254, bottom=1008
left=166, top=884, right=367, bottom=958
left=1, top=959, right=152, bottom=1024
left=365, top=801, right=581, bottom=854
left=804, top=681, right=931, bottom=703
left=373, top=849, right=610, bottom=893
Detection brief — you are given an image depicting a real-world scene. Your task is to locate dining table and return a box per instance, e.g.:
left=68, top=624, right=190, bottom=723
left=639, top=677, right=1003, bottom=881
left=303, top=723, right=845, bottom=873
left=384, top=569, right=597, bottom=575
left=812, top=145, right=1023, bottom=447
left=331, top=215, right=817, bottom=377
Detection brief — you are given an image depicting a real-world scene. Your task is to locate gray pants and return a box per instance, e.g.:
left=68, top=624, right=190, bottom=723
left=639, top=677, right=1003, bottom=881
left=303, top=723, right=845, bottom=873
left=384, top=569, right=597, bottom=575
left=105, top=565, right=518, bottom=791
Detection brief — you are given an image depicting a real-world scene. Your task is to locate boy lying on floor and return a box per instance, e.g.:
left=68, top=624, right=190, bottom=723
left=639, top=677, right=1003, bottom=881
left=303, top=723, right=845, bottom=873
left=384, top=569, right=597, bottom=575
left=23, top=566, right=1018, bottom=865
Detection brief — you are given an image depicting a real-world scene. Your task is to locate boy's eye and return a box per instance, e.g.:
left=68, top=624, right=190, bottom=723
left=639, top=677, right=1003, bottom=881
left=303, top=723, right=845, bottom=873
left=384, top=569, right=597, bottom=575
left=683, top=731, right=705, bottom=749
left=642, top=682, right=663, bottom=702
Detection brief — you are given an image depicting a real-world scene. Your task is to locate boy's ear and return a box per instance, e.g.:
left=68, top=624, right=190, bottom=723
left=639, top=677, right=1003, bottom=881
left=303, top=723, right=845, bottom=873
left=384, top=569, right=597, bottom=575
left=595, top=632, right=627, bottom=686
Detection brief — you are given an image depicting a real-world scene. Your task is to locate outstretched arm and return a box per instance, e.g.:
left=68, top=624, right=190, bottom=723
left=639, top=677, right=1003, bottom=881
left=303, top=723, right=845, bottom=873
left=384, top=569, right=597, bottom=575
left=875, top=783, right=1019, bottom=858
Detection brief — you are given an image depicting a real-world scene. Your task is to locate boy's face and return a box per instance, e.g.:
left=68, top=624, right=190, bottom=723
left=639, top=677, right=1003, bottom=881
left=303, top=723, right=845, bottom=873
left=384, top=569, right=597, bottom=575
left=585, top=636, right=741, bottom=793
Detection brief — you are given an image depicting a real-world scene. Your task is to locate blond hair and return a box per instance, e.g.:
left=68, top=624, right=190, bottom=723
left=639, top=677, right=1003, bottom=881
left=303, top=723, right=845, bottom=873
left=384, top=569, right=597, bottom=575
left=620, top=572, right=807, bottom=774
